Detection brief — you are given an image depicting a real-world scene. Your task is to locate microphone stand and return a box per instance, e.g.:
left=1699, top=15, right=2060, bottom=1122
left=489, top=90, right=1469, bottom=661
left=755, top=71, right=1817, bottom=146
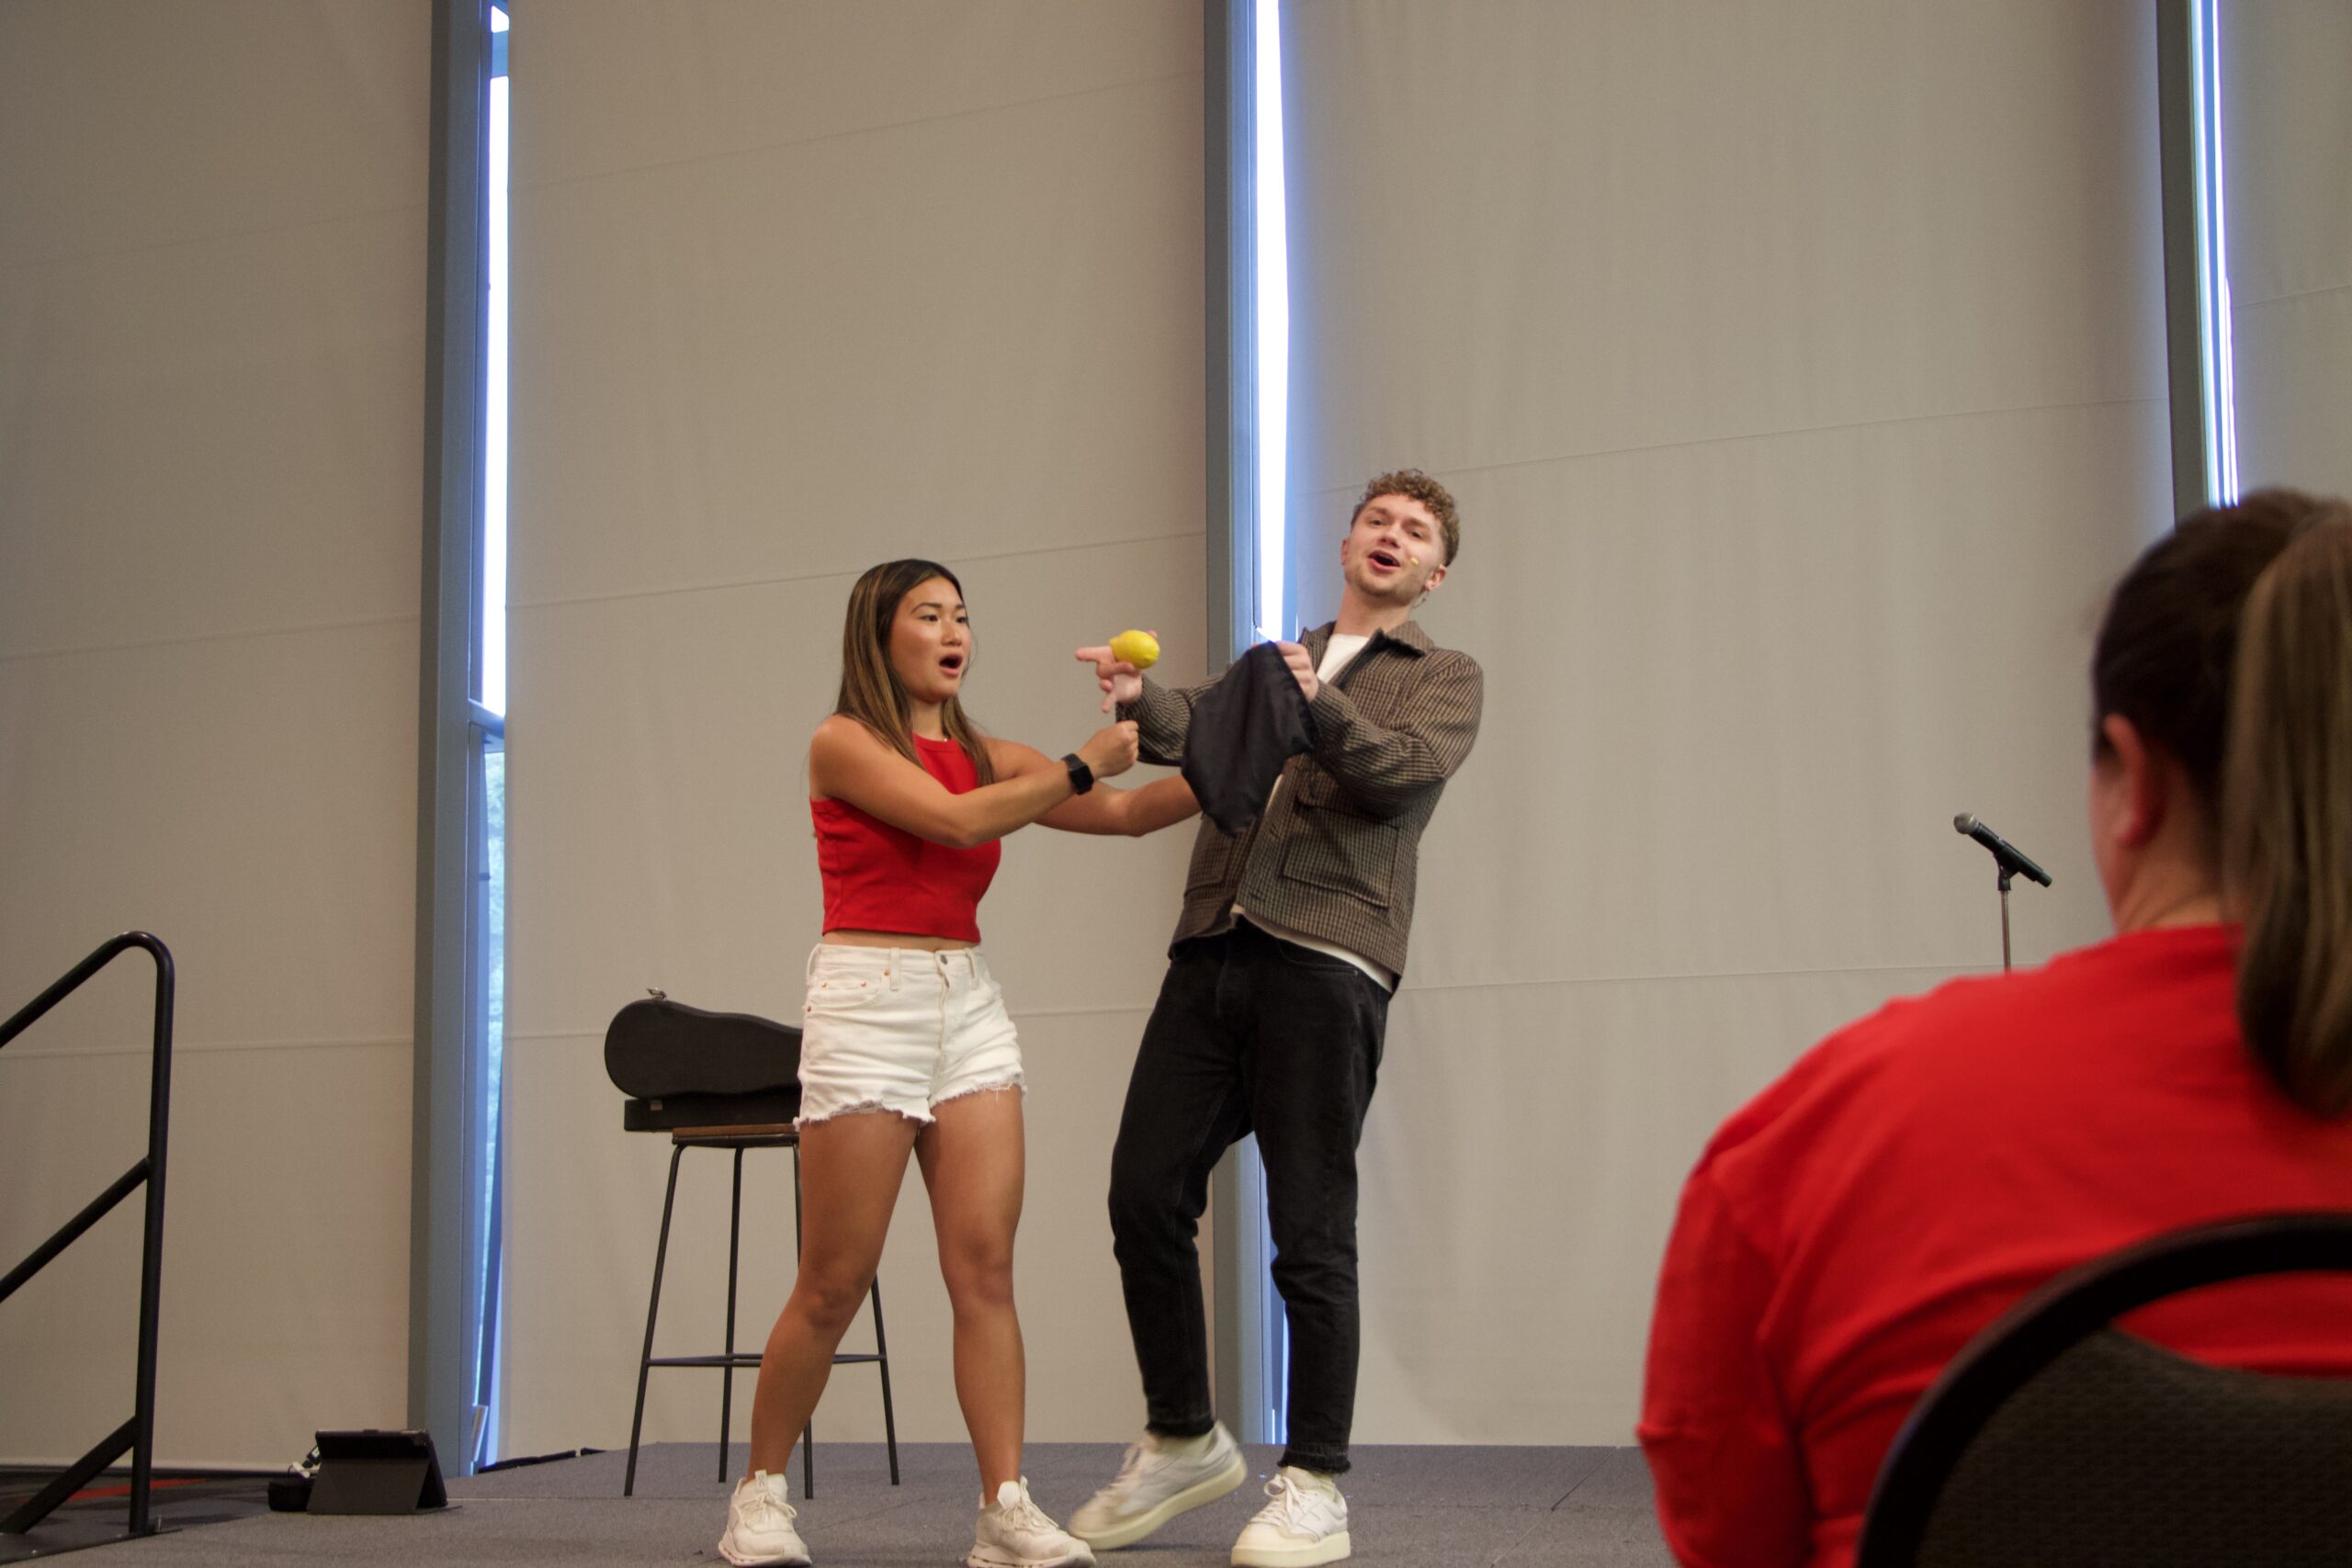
left=1996, top=863, right=2015, bottom=974
left=1955, top=814, right=2049, bottom=973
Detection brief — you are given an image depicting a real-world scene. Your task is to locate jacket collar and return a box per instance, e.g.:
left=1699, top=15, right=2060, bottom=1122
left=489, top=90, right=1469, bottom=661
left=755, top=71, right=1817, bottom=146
left=1305, top=618, right=1433, bottom=662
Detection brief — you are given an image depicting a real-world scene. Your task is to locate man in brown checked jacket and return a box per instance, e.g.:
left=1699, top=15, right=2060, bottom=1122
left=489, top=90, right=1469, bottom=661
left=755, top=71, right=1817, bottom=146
left=1068, top=471, right=1483, bottom=1568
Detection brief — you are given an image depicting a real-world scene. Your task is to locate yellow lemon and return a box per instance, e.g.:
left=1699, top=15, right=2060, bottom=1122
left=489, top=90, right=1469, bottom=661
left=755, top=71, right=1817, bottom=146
left=1109, top=629, right=1160, bottom=670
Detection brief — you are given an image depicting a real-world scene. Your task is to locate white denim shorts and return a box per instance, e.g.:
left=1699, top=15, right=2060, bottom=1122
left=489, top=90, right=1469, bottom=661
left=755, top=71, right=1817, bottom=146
left=796, top=944, right=1025, bottom=1128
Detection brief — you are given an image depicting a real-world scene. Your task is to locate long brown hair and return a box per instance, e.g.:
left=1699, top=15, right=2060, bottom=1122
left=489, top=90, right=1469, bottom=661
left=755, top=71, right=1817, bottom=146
left=2222, top=502, right=2352, bottom=1114
left=2090, top=493, right=2306, bottom=811
left=834, top=558, right=996, bottom=784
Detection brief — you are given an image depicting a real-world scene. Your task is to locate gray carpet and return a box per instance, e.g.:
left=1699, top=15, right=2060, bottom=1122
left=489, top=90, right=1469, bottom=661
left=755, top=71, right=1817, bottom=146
left=0, top=1474, right=279, bottom=1564
left=41, top=1442, right=1671, bottom=1565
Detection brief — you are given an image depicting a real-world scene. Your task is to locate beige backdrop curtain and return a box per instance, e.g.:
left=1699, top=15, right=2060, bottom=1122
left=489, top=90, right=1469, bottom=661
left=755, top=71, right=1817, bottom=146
left=1279, top=0, right=2170, bottom=1443
left=1, top=0, right=2278, bottom=1479
left=0, top=1, right=427, bottom=1468
left=500, top=1, right=1207, bottom=1456
left=2222, top=1, right=2352, bottom=499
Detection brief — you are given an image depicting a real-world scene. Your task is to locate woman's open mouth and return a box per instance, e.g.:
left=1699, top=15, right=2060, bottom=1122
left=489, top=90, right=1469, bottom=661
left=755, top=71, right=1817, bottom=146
left=939, top=654, right=967, bottom=676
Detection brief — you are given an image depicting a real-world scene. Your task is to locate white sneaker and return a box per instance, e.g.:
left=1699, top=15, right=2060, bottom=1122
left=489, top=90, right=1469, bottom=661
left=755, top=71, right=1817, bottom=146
left=968, top=1477, right=1096, bottom=1568
left=1069, top=1425, right=1249, bottom=1550
left=718, top=1470, right=812, bottom=1566
left=1229, top=1468, right=1350, bottom=1567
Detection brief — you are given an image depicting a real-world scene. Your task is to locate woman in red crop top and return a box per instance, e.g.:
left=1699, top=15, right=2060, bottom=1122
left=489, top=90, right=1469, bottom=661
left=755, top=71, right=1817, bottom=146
left=1641, top=491, right=2352, bottom=1568
left=718, top=559, right=1199, bottom=1568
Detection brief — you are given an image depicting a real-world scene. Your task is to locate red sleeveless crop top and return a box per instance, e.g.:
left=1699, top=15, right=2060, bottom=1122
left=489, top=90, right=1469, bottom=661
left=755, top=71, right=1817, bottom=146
left=811, top=733, right=1001, bottom=942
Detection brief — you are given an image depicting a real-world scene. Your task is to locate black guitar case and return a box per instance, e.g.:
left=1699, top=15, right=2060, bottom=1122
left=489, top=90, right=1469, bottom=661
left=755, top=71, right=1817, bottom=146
left=604, top=995, right=802, bottom=1131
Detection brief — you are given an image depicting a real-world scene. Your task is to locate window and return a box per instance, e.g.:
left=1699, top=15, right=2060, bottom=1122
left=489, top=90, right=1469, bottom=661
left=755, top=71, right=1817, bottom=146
left=470, top=0, right=512, bottom=1468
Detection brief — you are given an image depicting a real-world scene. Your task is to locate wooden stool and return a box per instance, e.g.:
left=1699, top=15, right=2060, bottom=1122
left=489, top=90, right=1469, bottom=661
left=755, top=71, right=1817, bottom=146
left=623, top=1124, right=899, bottom=1498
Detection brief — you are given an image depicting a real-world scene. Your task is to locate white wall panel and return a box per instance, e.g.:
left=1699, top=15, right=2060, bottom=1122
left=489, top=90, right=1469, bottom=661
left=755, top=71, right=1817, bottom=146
left=0, top=628, right=419, bottom=1046
left=516, top=0, right=1198, bottom=192
left=2223, top=0, right=2352, bottom=498
left=0, top=211, right=424, bottom=657
left=1283, top=2, right=2164, bottom=496
left=0, top=1, right=427, bottom=268
left=510, top=76, right=1203, bottom=611
left=1306, top=402, right=2165, bottom=995
left=1284, top=0, right=2166, bottom=1443
left=1353, top=968, right=1962, bottom=1441
left=501, top=539, right=1204, bottom=1454
left=0, top=1041, right=412, bottom=1465
left=504, top=3, right=1205, bottom=1454
left=0, top=2, right=425, bottom=1467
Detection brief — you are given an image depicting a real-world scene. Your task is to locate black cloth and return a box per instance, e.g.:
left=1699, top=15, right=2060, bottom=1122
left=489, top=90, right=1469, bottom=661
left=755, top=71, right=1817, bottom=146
left=1106, top=921, right=1389, bottom=1475
left=1179, top=641, right=1315, bottom=836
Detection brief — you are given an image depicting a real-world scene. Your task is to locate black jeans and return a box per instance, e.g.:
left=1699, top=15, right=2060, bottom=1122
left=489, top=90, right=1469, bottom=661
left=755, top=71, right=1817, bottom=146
left=1107, top=919, right=1389, bottom=1475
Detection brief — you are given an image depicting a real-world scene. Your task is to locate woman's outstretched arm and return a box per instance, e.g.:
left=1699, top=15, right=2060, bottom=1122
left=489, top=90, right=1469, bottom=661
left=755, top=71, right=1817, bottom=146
left=988, top=738, right=1201, bottom=838
left=812, top=715, right=1136, bottom=849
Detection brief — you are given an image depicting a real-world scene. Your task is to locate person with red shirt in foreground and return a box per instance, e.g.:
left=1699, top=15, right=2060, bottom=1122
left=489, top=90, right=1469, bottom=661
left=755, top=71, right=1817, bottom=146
left=719, top=559, right=1199, bottom=1568
left=1640, top=491, right=2352, bottom=1568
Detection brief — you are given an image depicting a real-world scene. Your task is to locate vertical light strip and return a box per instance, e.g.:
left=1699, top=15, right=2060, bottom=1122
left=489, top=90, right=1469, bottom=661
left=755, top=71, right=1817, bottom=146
left=2190, top=0, right=2240, bottom=502
left=1252, top=0, right=1289, bottom=644
left=1250, top=0, right=1292, bottom=1445
left=475, top=1, right=512, bottom=1469
left=484, top=7, right=510, bottom=714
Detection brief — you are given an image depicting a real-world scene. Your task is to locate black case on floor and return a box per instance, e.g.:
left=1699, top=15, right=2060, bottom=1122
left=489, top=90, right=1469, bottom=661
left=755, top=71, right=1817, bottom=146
left=306, top=1429, right=447, bottom=1514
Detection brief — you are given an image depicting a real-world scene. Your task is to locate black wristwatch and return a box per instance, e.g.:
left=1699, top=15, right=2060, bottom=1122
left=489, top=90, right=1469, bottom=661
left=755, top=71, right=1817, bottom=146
left=1062, top=753, right=1096, bottom=795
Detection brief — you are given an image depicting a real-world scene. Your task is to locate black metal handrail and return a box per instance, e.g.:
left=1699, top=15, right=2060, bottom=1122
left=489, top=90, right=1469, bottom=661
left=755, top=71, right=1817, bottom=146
left=0, top=932, right=175, bottom=1541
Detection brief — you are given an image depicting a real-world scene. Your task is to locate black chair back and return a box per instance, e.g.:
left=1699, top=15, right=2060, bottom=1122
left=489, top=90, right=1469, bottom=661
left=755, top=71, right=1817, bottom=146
left=1859, top=1212, right=2352, bottom=1568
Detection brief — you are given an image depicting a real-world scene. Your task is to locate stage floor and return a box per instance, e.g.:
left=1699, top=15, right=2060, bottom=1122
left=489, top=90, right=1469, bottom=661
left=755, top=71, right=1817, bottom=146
left=42, top=1441, right=1670, bottom=1565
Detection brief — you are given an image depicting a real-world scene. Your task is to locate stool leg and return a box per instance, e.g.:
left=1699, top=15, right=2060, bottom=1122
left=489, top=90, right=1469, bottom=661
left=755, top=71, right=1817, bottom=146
left=869, top=1276, right=899, bottom=1485
left=628, top=1142, right=687, bottom=1497
left=796, top=1142, right=814, bottom=1500
left=720, top=1145, right=744, bottom=1483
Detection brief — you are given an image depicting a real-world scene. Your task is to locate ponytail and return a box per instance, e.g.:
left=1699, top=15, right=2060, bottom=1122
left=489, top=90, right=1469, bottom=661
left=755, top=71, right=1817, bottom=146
left=2223, top=502, right=2352, bottom=1115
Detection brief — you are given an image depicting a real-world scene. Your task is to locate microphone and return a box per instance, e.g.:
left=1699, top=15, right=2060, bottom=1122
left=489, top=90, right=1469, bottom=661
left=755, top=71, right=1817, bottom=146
left=1953, top=813, right=2052, bottom=887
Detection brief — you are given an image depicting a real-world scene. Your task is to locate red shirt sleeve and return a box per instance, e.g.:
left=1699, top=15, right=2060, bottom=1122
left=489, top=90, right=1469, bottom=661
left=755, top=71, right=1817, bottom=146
left=1640, top=1162, right=1811, bottom=1568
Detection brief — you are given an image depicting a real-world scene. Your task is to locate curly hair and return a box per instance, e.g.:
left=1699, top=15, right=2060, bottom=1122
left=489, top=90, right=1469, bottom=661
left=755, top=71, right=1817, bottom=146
left=1353, top=468, right=1461, bottom=565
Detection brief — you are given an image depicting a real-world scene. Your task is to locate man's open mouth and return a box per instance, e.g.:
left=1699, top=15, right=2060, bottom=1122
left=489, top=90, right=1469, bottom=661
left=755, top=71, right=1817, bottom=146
left=1367, top=548, right=1403, bottom=572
